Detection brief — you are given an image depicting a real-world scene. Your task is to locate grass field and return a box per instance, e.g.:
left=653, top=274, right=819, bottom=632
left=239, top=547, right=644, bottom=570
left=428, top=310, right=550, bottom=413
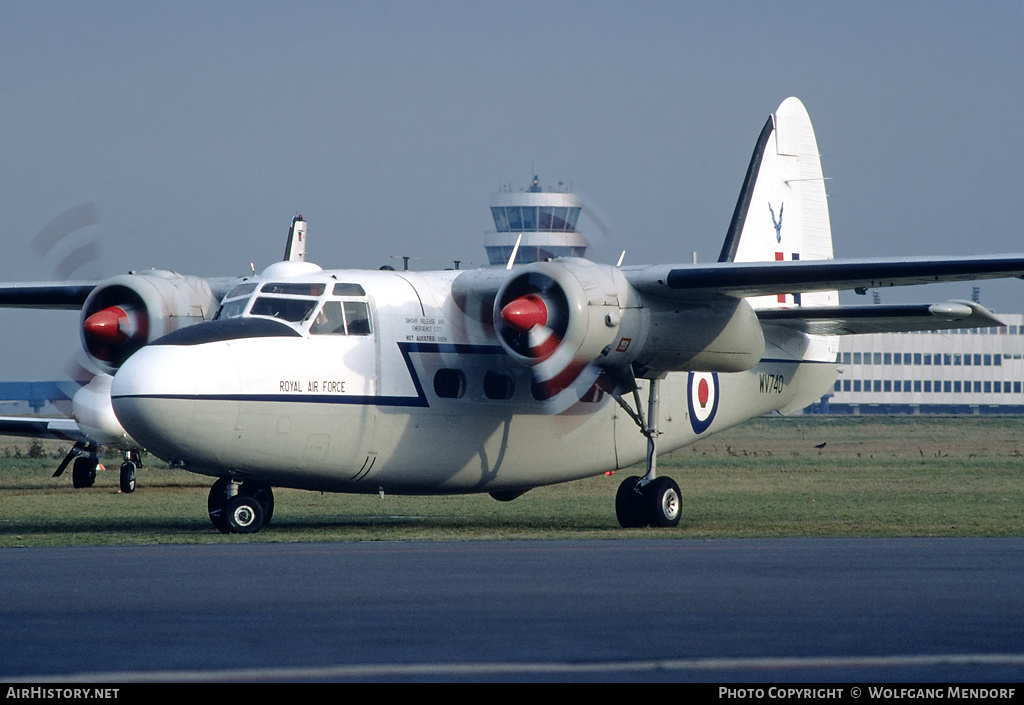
left=1, top=415, right=1022, bottom=546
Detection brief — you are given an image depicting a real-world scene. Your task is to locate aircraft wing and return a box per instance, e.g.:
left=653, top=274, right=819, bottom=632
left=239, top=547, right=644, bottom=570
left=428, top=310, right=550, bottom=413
left=0, top=282, right=97, bottom=309
left=0, top=416, right=90, bottom=443
left=625, top=254, right=1024, bottom=300
left=757, top=301, right=1003, bottom=336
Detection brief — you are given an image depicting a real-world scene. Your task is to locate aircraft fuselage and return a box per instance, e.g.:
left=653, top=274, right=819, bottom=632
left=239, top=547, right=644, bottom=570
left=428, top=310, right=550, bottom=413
left=110, top=265, right=839, bottom=495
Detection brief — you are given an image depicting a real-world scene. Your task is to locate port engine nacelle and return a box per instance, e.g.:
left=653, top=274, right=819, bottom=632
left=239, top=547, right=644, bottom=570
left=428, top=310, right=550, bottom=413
left=80, top=270, right=221, bottom=375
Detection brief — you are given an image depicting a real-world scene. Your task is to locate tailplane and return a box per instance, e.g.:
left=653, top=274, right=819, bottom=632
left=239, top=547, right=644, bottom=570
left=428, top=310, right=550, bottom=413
left=718, top=97, right=836, bottom=310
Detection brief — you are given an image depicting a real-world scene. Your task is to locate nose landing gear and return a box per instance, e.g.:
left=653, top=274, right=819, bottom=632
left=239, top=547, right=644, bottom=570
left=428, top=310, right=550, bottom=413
left=208, top=477, right=275, bottom=534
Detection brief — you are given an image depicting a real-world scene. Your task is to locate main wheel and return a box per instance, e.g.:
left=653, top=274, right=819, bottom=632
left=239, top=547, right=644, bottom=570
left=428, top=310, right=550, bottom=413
left=646, top=476, right=682, bottom=528
left=224, top=494, right=265, bottom=534
left=240, top=481, right=274, bottom=526
left=72, top=457, right=97, bottom=489
left=208, top=477, right=233, bottom=534
left=119, top=461, right=137, bottom=493
left=615, top=476, right=646, bottom=528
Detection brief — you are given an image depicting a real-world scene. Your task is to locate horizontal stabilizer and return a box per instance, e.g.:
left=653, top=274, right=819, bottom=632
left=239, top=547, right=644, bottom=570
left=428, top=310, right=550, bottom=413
left=757, top=301, right=1003, bottom=336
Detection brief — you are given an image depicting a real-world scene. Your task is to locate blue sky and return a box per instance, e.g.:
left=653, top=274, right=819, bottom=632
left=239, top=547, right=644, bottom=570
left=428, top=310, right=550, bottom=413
left=1, top=1, right=1022, bottom=379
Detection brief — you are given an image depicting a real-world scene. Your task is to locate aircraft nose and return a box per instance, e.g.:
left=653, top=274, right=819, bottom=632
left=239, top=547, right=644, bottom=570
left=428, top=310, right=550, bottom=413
left=110, top=340, right=241, bottom=465
left=111, top=318, right=301, bottom=467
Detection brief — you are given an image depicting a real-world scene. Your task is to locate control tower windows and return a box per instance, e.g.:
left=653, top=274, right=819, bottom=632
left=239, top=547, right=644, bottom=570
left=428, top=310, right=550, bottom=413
left=491, top=206, right=581, bottom=232
left=491, top=207, right=509, bottom=232
left=521, top=206, right=537, bottom=230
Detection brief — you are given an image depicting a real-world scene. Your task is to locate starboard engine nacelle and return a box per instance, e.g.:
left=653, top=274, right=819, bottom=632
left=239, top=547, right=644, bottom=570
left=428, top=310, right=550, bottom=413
left=80, top=270, right=220, bottom=374
left=493, top=259, right=637, bottom=399
left=493, top=259, right=766, bottom=397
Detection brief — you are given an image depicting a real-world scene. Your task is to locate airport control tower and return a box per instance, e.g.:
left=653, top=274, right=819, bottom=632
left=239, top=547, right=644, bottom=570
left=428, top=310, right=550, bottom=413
left=485, top=176, right=591, bottom=266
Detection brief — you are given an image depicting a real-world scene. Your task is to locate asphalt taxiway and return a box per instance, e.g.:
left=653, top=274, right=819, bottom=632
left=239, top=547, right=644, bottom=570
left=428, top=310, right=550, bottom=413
left=2, top=538, right=1023, bottom=682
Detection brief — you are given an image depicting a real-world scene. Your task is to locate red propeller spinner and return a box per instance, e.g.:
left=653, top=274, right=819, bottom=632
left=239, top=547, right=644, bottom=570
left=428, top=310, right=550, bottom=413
left=83, top=306, right=131, bottom=344
left=499, top=293, right=548, bottom=332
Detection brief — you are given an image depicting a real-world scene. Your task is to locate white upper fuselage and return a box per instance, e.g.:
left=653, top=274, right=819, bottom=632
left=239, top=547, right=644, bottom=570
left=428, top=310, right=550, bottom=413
left=109, top=261, right=839, bottom=495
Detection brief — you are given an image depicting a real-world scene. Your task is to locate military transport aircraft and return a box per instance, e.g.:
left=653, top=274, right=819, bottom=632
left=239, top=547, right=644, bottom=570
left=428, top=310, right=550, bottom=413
left=4, top=97, right=1024, bottom=533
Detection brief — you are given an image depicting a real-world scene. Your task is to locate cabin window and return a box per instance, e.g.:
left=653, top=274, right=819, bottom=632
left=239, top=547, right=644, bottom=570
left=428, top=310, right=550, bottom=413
left=433, top=369, right=466, bottom=399
left=483, top=370, right=516, bottom=400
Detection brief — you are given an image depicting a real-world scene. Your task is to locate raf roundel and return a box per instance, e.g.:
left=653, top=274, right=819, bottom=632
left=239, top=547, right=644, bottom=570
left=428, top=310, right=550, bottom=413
left=687, top=372, right=720, bottom=434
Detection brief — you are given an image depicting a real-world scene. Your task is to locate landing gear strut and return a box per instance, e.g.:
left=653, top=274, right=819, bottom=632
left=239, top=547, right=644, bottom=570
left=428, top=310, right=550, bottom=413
left=610, top=376, right=682, bottom=528
left=208, top=477, right=275, bottom=534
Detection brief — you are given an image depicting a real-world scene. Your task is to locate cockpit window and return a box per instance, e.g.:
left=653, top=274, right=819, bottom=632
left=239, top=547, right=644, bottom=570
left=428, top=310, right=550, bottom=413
left=344, top=301, right=371, bottom=335
left=333, top=283, right=366, bottom=296
left=217, top=298, right=249, bottom=319
left=260, top=282, right=326, bottom=296
left=309, top=300, right=373, bottom=336
left=250, top=297, right=318, bottom=323
left=226, top=282, right=258, bottom=299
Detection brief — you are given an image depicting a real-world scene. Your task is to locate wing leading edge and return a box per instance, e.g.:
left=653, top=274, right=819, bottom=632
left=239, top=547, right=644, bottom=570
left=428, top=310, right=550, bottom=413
left=626, top=254, right=1024, bottom=301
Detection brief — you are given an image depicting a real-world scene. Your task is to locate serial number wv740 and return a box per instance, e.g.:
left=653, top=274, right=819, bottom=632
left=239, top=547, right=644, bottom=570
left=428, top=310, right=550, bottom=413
left=759, top=373, right=785, bottom=394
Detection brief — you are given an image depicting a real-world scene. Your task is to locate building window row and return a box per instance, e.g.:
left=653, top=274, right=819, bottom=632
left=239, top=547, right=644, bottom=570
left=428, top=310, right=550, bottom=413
left=907, top=326, right=1024, bottom=335
left=836, top=379, right=1022, bottom=394
left=841, top=352, right=1009, bottom=366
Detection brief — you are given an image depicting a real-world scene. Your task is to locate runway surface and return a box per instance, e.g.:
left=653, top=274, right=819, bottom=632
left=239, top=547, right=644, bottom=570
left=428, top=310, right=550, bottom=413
left=2, top=538, right=1023, bottom=682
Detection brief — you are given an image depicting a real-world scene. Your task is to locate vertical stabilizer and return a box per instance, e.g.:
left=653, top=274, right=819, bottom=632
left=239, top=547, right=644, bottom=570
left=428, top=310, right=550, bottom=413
left=719, top=98, right=836, bottom=310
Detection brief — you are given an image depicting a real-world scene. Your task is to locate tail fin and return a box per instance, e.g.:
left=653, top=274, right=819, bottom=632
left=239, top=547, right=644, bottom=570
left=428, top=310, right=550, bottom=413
left=718, top=97, right=837, bottom=310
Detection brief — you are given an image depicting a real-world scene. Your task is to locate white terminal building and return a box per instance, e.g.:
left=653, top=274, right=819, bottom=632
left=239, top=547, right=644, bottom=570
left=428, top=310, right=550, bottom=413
left=815, top=305, right=1024, bottom=415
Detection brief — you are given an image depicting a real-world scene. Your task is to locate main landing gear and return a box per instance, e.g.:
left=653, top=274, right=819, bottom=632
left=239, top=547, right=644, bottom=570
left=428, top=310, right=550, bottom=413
left=55, top=443, right=144, bottom=494
left=208, top=477, right=275, bottom=534
left=609, top=376, right=683, bottom=528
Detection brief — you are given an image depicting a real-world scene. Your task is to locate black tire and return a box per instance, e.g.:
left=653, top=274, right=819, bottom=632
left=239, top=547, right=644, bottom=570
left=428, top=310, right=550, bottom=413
left=646, top=477, right=682, bottom=528
left=615, top=476, right=646, bottom=528
left=72, top=457, right=97, bottom=489
left=224, top=494, right=265, bottom=534
left=240, top=481, right=274, bottom=526
left=208, top=477, right=233, bottom=534
left=119, top=462, right=136, bottom=493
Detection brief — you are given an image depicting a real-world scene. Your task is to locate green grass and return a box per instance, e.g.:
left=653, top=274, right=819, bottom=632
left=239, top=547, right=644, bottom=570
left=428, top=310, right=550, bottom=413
left=1, top=415, right=1022, bottom=546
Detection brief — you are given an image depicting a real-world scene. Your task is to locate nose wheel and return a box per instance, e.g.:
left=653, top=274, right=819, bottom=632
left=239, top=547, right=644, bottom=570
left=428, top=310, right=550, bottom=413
left=119, top=451, right=142, bottom=493
left=208, top=478, right=275, bottom=534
